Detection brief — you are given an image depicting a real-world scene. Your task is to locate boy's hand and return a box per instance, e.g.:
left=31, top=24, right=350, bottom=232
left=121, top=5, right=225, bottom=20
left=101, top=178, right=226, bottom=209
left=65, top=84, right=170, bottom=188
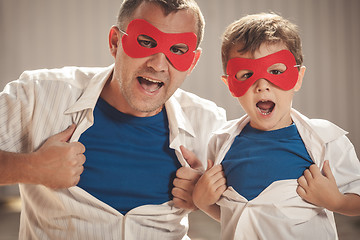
left=193, top=159, right=227, bottom=211
left=172, top=146, right=202, bottom=210
left=297, top=160, right=343, bottom=211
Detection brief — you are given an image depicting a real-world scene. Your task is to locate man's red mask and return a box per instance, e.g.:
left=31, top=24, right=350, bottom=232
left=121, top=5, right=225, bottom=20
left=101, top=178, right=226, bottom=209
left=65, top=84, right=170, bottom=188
left=225, top=50, right=299, bottom=97
left=121, top=19, right=198, bottom=72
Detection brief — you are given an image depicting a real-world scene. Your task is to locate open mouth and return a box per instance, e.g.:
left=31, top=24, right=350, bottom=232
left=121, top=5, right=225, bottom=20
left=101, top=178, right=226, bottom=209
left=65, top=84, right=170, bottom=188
left=137, top=76, right=164, bottom=93
left=256, top=100, right=275, bottom=115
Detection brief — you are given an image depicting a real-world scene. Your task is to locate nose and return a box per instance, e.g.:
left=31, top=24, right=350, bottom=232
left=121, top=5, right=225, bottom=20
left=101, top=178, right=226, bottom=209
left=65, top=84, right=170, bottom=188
left=255, top=78, right=271, bottom=93
left=146, top=52, right=169, bottom=72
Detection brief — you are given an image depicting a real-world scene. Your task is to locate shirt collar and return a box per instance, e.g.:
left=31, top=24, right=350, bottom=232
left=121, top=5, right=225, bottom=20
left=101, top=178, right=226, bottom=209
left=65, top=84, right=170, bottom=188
left=64, top=64, right=114, bottom=114
left=290, top=108, right=347, bottom=144
left=165, top=89, right=196, bottom=138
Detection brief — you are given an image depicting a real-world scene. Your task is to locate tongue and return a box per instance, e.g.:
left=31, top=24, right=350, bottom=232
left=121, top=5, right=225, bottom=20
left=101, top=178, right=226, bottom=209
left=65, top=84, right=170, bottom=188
left=139, top=78, right=161, bottom=93
left=257, top=101, right=274, bottom=110
left=256, top=101, right=275, bottom=114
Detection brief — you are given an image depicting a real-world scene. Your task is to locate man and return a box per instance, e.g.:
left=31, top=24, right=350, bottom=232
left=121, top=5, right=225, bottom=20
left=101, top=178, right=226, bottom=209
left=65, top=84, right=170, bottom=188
left=0, top=0, right=226, bottom=239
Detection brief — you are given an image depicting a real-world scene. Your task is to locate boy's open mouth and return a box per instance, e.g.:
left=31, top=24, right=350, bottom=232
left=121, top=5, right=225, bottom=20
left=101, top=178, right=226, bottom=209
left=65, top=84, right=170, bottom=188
left=256, top=100, right=275, bottom=115
left=137, top=76, right=164, bottom=93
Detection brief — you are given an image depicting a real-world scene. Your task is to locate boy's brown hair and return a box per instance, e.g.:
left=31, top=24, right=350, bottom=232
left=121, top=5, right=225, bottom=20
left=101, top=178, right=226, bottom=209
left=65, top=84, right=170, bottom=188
left=221, top=13, right=303, bottom=73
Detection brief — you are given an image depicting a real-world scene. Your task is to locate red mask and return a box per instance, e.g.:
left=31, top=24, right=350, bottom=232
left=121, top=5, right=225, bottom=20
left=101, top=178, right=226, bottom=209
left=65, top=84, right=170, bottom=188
left=121, top=19, right=197, bottom=72
left=225, top=50, right=299, bottom=97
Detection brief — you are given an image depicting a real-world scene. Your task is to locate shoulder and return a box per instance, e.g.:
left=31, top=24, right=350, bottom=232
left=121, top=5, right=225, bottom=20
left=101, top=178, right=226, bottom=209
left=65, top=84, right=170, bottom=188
left=291, top=109, right=347, bottom=143
left=18, top=66, right=106, bottom=88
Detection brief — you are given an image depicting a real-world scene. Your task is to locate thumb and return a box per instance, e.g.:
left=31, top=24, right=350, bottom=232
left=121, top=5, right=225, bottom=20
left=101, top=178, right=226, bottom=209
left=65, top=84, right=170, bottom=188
left=322, top=160, right=335, bottom=181
left=52, top=124, right=76, bottom=142
left=180, top=145, right=202, bottom=170
left=206, top=159, right=214, bottom=171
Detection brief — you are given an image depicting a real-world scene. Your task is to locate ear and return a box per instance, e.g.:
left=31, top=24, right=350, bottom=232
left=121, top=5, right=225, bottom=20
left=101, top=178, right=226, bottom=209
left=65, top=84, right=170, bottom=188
left=221, top=75, right=237, bottom=97
left=109, top=26, right=121, bottom=58
left=221, top=75, right=229, bottom=86
left=294, top=66, right=306, bottom=92
left=186, top=48, right=202, bottom=75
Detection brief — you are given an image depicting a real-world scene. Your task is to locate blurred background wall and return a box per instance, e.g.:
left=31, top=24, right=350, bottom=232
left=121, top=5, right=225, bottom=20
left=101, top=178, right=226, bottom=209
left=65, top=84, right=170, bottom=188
left=0, top=0, right=360, bottom=239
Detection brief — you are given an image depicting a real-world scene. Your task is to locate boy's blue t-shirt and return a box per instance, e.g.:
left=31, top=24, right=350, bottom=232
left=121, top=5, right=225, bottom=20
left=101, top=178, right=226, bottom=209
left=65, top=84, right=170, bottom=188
left=77, top=98, right=180, bottom=215
left=222, top=123, right=313, bottom=201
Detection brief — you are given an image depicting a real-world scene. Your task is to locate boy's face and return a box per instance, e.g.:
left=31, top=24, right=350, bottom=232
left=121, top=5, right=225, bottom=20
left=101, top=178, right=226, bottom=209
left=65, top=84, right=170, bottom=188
left=225, top=42, right=305, bottom=131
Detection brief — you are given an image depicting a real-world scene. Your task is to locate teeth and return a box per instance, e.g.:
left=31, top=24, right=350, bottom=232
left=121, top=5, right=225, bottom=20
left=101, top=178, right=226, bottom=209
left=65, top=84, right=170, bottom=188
left=256, top=100, right=274, bottom=116
left=257, top=108, right=271, bottom=115
left=142, top=77, right=162, bottom=84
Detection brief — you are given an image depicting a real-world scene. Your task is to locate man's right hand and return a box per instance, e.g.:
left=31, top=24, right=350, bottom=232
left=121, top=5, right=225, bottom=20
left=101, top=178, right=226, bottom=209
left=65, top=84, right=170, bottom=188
left=27, top=124, right=86, bottom=189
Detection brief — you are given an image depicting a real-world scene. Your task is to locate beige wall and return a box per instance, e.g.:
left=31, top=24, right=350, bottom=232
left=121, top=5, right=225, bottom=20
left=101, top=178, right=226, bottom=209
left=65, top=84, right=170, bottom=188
left=1, top=0, right=360, bottom=156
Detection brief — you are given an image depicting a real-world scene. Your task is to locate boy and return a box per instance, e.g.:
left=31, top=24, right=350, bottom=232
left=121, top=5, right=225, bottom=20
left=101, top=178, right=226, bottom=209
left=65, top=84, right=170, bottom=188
left=192, top=13, right=360, bottom=239
left=0, top=1, right=227, bottom=239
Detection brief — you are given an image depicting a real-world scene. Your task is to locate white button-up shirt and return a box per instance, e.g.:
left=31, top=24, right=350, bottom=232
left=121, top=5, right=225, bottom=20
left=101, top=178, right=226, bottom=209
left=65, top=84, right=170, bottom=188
left=0, top=65, right=227, bottom=239
left=209, top=109, right=360, bottom=240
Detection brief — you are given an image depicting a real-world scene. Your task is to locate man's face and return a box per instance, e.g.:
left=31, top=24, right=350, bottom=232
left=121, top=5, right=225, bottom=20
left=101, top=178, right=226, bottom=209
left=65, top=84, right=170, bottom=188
left=226, top=42, right=304, bottom=131
left=108, top=2, right=200, bottom=117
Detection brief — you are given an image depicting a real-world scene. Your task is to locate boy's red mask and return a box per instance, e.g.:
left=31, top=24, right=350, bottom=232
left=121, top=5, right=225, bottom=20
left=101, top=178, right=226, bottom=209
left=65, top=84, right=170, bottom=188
left=121, top=19, right=197, bottom=72
left=225, top=50, right=299, bottom=97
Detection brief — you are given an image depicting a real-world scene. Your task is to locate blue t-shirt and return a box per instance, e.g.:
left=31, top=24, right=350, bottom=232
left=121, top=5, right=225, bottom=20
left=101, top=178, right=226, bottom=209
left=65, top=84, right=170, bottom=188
left=222, top=123, right=313, bottom=201
left=77, top=98, right=180, bottom=215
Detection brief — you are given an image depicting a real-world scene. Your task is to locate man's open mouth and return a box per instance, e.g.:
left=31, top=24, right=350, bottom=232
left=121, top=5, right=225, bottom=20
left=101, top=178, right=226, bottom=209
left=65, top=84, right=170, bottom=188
left=137, top=76, right=164, bottom=93
left=256, top=100, right=275, bottom=115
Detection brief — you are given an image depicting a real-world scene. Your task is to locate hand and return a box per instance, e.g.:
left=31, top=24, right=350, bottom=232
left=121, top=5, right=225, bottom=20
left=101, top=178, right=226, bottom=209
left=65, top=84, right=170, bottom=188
left=172, top=145, right=203, bottom=210
left=193, top=160, right=227, bottom=211
left=27, top=124, right=86, bottom=189
left=297, top=160, right=343, bottom=211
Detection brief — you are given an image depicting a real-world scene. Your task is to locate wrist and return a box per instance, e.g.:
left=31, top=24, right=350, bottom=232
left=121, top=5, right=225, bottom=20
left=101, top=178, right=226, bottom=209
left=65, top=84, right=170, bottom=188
left=327, top=192, right=346, bottom=213
left=18, top=151, right=39, bottom=184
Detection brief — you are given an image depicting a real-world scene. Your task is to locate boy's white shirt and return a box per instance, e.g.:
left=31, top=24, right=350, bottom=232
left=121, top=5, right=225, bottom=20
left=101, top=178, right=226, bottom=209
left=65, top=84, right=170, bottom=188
left=209, top=109, right=360, bottom=240
left=0, top=65, right=227, bottom=240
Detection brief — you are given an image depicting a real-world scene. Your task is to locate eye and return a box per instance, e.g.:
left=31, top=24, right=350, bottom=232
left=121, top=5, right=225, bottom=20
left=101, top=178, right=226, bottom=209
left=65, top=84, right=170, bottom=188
left=170, top=43, right=189, bottom=55
left=269, top=69, right=283, bottom=75
left=268, top=63, right=286, bottom=75
left=236, top=70, right=253, bottom=81
left=137, top=35, right=157, bottom=48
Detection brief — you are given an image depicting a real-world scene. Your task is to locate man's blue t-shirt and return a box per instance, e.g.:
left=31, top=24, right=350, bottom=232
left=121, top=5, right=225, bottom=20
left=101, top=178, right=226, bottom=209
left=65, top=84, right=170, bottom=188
left=77, top=98, right=180, bottom=215
left=222, top=123, right=313, bottom=201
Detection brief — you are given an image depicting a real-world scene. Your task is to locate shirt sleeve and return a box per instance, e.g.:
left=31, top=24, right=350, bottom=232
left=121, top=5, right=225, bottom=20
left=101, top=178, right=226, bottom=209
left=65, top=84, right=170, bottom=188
left=326, top=135, right=360, bottom=195
left=0, top=78, right=35, bottom=152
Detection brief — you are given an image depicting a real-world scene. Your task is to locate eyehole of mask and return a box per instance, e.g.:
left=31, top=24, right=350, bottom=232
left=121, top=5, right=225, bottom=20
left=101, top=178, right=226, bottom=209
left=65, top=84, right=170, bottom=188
left=137, top=34, right=157, bottom=48
left=169, top=43, right=189, bottom=55
left=235, top=70, right=254, bottom=81
left=267, top=63, right=287, bottom=75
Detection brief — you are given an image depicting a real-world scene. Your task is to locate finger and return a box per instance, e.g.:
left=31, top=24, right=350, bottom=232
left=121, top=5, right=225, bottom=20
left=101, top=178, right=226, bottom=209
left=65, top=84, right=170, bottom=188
left=71, top=175, right=81, bottom=187
left=172, top=187, right=191, bottom=202
left=308, top=164, right=322, bottom=178
left=180, top=145, right=202, bottom=170
left=303, top=168, right=313, bottom=181
left=297, top=175, right=308, bottom=188
left=205, top=165, right=224, bottom=177
left=173, top=178, right=194, bottom=192
left=216, top=184, right=227, bottom=195
left=176, top=167, right=201, bottom=181
left=213, top=176, right=227, bottom=191
left=172, top=197, right=186, bottom=208
left=74, top=165, right=84, bottom=176
left=296, top=185, right=306, bottom=197
left=53, top=124, right=76, bottom=142
left=207, top=159, right=214, bottom=171
left=74, top=142, right=86, bottom=154
left=322, top=160, right=335, bottom=181
left=77, top=154, right=86, bottom=165
left=212, top=170, right=226, bottom=183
